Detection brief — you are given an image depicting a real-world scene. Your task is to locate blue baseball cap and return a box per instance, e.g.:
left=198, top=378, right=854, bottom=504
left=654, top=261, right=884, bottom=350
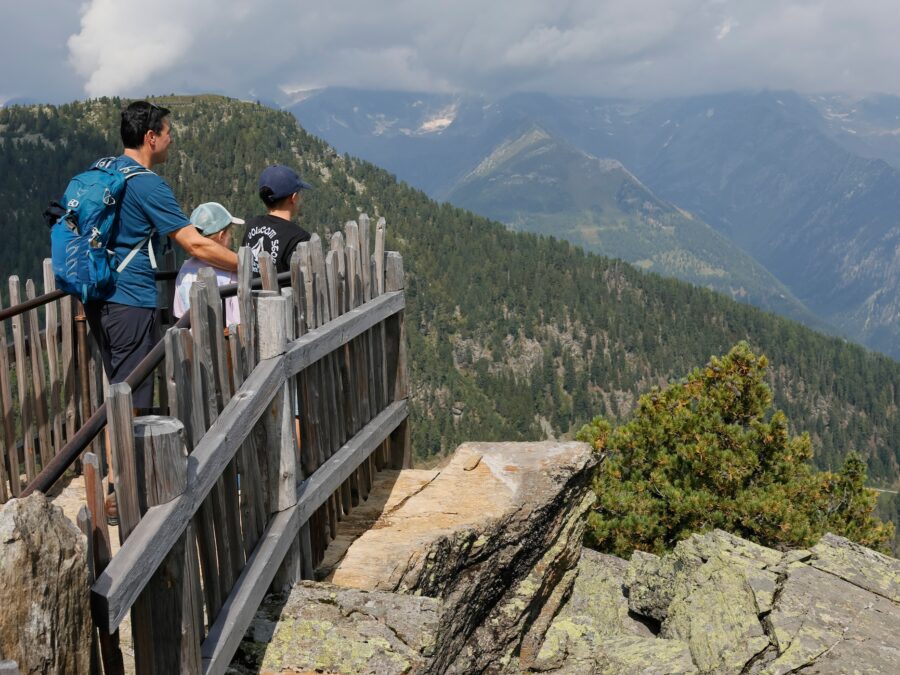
left=258, top=164, right=313, bottom=202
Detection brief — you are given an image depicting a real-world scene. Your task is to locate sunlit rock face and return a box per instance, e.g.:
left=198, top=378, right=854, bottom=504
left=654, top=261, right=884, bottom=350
left=0, top=492, right=92, bottom=674
left=232, top=440, right=598, bottom=674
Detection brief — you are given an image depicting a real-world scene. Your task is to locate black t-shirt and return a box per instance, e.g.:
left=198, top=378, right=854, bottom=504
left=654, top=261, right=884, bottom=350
left=241, top=214, right=311, bottom=274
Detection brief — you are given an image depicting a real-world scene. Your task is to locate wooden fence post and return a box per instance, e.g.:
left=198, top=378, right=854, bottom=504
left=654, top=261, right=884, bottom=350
left=107, top=384, right=140, bottom=543
left=9, top=277, right=36, bottom=482
left=42, top=260, right=63, bottom=457
left=0, top=295, right=18, bottom=499
left=130, top=416, right=202, bottom=674
left=385, top=253, right=411, bottom=469
left=24, top=280, right=53, bottom=469
left=257, top=293, right=300, bottom=588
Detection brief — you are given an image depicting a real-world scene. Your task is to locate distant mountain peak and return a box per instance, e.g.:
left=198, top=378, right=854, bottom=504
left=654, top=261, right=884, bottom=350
left=464, top=126, right=552, bottom=178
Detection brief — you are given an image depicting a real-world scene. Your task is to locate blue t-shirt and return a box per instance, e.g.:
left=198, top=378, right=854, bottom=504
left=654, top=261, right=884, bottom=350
left=106, top=155, right=189, bottom=307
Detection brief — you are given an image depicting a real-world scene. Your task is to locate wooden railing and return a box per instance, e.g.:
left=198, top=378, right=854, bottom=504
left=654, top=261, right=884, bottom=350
left=0, top=255, right=179, bottom=502
left=74, top=216, right=409, bottom=674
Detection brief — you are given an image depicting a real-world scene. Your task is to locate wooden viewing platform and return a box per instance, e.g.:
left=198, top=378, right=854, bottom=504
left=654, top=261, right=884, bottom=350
left=1, top=215, right=410, bottom=674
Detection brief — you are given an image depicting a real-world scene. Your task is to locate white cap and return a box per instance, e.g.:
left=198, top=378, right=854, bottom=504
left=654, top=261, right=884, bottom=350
left=190, top=202, right=245, bottom=236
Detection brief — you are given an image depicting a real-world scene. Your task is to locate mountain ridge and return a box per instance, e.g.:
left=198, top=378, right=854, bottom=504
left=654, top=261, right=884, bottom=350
left=290, top=88, right=900, bottom=359
left=446, top=124, right=824, bottom=328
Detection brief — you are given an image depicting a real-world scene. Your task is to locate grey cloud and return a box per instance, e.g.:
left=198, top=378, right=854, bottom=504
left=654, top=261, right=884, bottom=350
left=0, top=0, right=82, bottom=104
left=4, top=1, right=900, bottom=104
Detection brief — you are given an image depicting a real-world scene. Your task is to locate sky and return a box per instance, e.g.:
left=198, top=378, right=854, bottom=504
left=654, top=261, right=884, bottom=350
left=3, top=0, right=900, bottom=105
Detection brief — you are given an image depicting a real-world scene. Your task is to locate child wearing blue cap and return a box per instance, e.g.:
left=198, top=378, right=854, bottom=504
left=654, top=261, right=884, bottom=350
left=173, top=202, right=244, bottom=326
left=242, top=164, right=313, bottom=274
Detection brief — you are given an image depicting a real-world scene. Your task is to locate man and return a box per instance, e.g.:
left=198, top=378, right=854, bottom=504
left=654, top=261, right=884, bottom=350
left=242, top=164, right=313, bottom=274
left=85, top=101, right=238, bottom=524
left=85, top=100, right=238, bottom=411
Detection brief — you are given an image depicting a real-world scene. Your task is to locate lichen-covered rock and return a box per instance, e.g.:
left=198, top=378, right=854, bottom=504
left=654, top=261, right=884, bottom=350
left=626, top=530, right=782, bottom=622
left=231, top=581, right=440, bottom=674
left=625, top=548, right=703, bottom=622
left=808, top=532, right=900, bottom=602
left=556, top=549, right=655, bottom=641
left=764, top=561, right=900, bottom=674
left=662, top=553, right=770, bottom=674
left=596, top=636, right=698, bottom=675
left=0, top=492, right=91, bottom=674
left=538, top=530, right=899, bottom=675
left=533, top=550, right=683, bottom=674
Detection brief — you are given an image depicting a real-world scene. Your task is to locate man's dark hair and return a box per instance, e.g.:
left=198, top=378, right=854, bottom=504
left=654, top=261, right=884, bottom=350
left=259, top=187, right=293, bottom=210
left=120, top=101, right=170, bottom=149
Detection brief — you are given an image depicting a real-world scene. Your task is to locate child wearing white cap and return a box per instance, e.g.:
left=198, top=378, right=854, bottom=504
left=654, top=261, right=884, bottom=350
left=173, top=202, right=245, bottom=326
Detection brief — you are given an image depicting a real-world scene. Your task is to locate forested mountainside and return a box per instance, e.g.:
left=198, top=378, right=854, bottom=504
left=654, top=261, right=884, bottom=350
left=1, top=96, right=898, bottom=493
left=445, top=125, right=821, bottom=329
left=291, top=89, right=900, bottom=359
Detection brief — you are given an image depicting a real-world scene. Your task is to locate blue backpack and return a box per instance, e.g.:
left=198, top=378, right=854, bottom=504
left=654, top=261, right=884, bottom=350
left=49, top=157, right=153, bottom=303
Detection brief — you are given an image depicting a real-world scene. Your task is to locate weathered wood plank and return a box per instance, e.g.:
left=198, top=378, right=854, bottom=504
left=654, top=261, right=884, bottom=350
left=107, top=384, right=140, bottom=544
left=197, top=267, right=233, bottom=406
left=258, top=251, right=278, bottom=293
left=0, top=295, right=19, bottom=499
left=130, top=416, right=202, bottom=674
left=8, top=278, right=35, bottom=481
left=83, top=453, right=113, bottom=574
left=84, top=452, right=125, bottom=675
left=200, top=400, right=408, bottom=675
left=190, top=280, right=238, bottom=604
left=75, top=505, right=103, bottom=674
left=257, top=294, right=296, bottom=514
left=237, top=247, right=256, bottom=374
left=358, top=214, right=371, bottom=301
left=74, top=302, right=94, bottom=451
left=384, top=253, right=411, bottom=469
left=346, top=245, right=372, bottom=428
left=25, top=281, right=52, bottom=469
left=325, top=251, right=348, bottom=450
left=227, top=331, right=265, bottom=560
left=164, top=326, right=220, bottom=623
left=374, top=218, right=386, bottom=297
left=42, top=261, right=63, bottom=456
left=199, top=269, right=245, bottom=587
left=59, top=292, right=76, bottom=445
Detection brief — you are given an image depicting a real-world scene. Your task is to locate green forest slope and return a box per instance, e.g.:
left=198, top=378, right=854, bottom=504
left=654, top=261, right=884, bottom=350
left=2, top=96, right=898, bottom=495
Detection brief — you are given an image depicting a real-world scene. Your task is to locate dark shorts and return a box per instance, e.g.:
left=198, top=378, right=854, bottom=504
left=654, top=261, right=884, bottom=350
left=84, top=301, right=158, bottom=409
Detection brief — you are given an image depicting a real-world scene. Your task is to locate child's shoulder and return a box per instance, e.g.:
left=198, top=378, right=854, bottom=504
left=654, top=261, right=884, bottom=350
left=176, top=257, right=205, bottom=281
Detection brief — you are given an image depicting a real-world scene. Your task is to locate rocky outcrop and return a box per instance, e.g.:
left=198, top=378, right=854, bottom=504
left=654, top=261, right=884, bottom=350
left=0, top=492, right=91, bottom=674
left=537, top=530, right=900, bottom=674
left=232, top=443, right=899, bottom=674
left=531, top=550, right=695, bottom=674
left=236, top=440, right=598, bottom=673
left=231, top=582, right=441, bottom=675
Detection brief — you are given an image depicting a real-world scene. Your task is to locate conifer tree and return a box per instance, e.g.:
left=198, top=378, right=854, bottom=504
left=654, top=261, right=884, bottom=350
left=578, top=342, right=893, bottom=556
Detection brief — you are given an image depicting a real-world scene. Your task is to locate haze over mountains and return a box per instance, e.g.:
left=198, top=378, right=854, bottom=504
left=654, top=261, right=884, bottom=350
left=289, top=89, right=900, bottom=359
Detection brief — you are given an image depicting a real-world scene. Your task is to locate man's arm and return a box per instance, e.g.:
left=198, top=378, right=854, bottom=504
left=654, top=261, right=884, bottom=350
left=169, top=225, right=238, bottom=272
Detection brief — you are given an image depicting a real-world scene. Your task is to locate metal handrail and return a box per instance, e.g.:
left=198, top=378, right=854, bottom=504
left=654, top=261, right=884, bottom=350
left=21, top=270, right=292, bottom=497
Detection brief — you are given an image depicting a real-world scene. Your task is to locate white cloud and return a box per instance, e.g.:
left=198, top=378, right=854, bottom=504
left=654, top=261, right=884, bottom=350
left=5, top=1, right=900, bottom=103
